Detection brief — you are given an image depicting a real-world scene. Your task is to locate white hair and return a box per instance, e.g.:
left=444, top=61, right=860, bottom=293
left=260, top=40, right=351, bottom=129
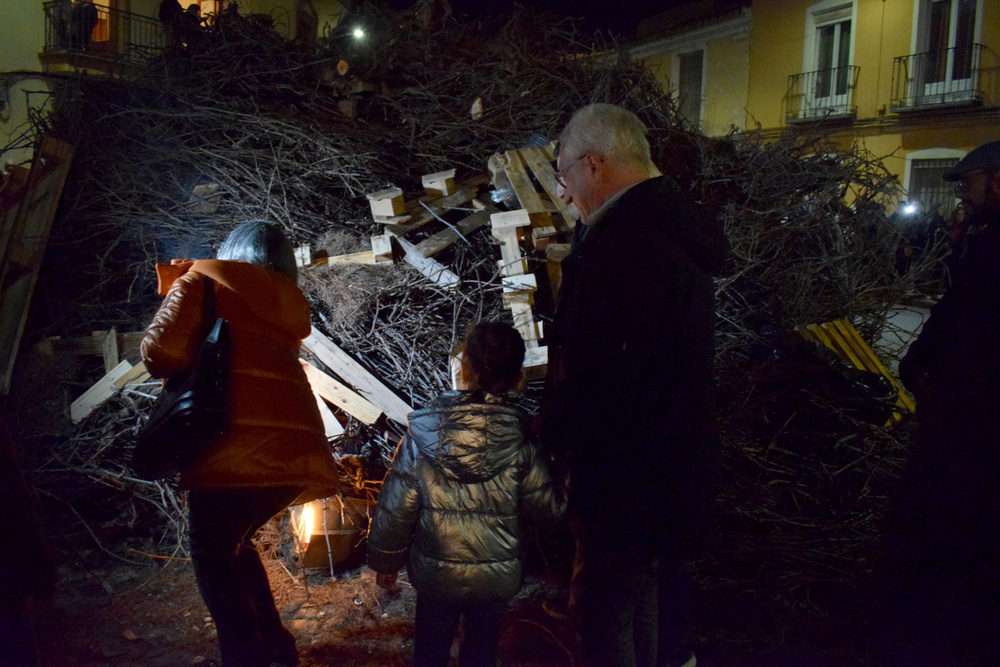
left=558, top=103, right=655, bottom=172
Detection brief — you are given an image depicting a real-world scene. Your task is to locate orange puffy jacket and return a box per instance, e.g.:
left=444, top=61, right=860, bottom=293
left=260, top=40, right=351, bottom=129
left=141, top=259, right=340, bottom=503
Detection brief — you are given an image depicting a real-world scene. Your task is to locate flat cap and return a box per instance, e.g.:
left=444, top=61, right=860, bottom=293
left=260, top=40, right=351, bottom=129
left=943, top=141, right=1000, bottom=181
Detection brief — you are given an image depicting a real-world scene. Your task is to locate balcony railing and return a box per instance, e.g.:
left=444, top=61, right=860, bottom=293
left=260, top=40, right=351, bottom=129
left=890, top=44, right=997, bottom=111
left=785, top=66, right=860, bottom=123
left=41, top=0, right=166, bottom=69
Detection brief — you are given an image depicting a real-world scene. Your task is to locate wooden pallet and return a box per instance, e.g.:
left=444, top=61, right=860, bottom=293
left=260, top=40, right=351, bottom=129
left=798, top=318, right=916, bottom=421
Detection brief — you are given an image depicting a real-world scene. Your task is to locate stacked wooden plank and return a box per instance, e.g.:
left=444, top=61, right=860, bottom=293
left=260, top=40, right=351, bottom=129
left=63, top=324, right=416, bottom=433
left=798, top=318, right=916, bottom=422
left=487, top=144, right=579, bottom=380
left=0, top=137, right=75, bottom=394
left=315, top=170, right=496, bottom=288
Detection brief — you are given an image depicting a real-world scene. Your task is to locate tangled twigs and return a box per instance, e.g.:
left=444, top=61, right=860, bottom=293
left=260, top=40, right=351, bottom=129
left=5, top=3, right=946, bottom=657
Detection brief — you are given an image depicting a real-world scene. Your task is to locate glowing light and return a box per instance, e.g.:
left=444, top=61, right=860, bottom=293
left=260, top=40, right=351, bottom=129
left=902, top=202, right=919, bottom=216
left=353, top=27, right=365, bottom=39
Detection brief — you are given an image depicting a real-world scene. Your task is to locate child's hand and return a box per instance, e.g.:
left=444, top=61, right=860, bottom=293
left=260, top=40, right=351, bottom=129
left=376, top=571, right=398, bottom=590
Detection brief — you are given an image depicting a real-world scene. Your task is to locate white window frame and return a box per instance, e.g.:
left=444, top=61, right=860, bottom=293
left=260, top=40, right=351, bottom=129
left=802, top=0, right=857, bottom=115
left=908, top=0, right=984, bottom=102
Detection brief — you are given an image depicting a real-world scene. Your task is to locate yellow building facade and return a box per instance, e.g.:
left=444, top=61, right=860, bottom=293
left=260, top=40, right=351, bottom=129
left=635, top=0, right=1000, bottom=212
left=1, top=0, right=346, bottom=169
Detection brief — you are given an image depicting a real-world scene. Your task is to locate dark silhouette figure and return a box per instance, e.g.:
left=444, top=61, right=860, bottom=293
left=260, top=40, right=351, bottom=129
left=540, top=104, right=728, bottom=667
left=0, top=421, right=57, bottom=667
left=881, top=141, right=1000, bottom=666
left=69, top=0, right=99, bottom=50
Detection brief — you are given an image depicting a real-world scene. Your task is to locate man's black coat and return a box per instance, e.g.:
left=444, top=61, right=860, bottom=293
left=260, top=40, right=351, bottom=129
left=541, top=175, right=729, bottom=557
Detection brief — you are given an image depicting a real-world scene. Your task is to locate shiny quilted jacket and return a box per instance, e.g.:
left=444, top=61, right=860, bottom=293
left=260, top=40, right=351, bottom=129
left=367, top=391, right=564, bottom=602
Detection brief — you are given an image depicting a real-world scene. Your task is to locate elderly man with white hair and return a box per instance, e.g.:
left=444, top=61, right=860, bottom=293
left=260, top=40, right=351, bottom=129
left=540, top=103, right=729, bottom=667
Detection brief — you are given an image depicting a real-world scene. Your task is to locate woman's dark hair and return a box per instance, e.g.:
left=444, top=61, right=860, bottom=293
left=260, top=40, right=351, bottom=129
left=461, top=321, right=525, bottom=395
left=216, top=220, right=297, bottom=279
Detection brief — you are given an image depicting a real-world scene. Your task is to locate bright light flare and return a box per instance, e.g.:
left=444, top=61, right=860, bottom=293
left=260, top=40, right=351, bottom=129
left=902, top=202, right=919, bottom=216
left=353, top=27, right=365, bottom=39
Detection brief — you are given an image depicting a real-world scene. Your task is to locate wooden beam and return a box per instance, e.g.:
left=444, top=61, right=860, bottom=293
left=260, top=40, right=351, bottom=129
left=70, top=360, right=133, bottom=423
left=0, top=165, right=32, bottom=262
left=501, top=273, right=537, bottom=307
left=102, top=328, right=119, bottom=374
left=300, top=359, right=383, bottom=425
left=385, top=186, right=477, bottom=237
left=34, top=330, right=147, bottom=359
left=422, top=169, right=456, bottom=197
left=366, top=186, right=405, bottom=219
left=0, top=137, right=75, bottom=394
left=503, top=150, right=546, bottom=215
left=301, top=327, right=413, bottom=425
left=395, top=236, right=460, bottom=287
left=318, top=250, right=390, bottom=266
left=113, top=361, right=151, bottom=389
left=413, top=209, right=492, bottom=258
left=520, top=146, right=576, bottom=232
left=523, top=345, right=548, bottom=382
left=491, top=210, right=531, bottom=277
left=507, top=301, right=541, bottom=344
left=313, top=391, right=345, bottom=437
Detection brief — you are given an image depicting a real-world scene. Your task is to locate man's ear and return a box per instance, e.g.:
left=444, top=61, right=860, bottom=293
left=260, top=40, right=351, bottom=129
left=583, top=153, right=605, bottom=181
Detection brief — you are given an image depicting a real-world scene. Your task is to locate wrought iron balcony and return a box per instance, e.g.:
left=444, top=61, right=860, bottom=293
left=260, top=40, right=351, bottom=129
left=890, top=44, right=996, bottom=112
left=40, top=0, right=166, bottom=74
left=784, top=66, right=860, bottom=123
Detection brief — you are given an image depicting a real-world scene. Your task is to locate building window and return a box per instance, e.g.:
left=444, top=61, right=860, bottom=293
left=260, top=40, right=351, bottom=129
left=919, top=0, right=979, bottom=95
left=815, top=17, right=851, bottom=99
left=909, top=158, right=959, bottom=214
left=677, top=50, right=704, bottom=128
left=796, top=0, right=857, bottom=118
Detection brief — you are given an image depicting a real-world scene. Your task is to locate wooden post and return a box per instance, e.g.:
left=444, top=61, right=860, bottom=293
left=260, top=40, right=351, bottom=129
left=0, top=137, right=75, bottom=394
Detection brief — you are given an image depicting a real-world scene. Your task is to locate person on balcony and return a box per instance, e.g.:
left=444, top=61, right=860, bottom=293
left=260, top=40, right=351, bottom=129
left=69, top=0, right=98, bottom=51
left=158, top=0, right=184, bottom=50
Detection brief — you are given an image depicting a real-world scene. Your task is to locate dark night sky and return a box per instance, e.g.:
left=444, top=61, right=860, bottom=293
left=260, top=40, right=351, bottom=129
left=384, top=0, right=692, bottom=38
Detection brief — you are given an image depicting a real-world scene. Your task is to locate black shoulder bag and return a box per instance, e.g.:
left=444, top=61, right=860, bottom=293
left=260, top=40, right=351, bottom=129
left=130, top=276, right=231, bottom=481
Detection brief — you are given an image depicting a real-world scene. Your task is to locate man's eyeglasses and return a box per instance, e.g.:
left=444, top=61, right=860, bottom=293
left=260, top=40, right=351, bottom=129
left=954, top=169, right=989, bottom=196
left=554, top=153, right=589, bottom=187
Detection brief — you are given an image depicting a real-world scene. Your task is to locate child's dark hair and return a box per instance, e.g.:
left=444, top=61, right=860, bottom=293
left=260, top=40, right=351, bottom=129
left=461, top=321, right=525, bottom=395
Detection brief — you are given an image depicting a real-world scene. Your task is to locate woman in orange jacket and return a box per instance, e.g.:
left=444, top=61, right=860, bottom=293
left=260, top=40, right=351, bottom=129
left=141, top=221, right=340, bottom=667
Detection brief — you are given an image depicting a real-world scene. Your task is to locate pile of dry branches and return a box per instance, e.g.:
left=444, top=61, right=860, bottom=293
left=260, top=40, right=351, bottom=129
left=5, top=1, right=946, bottom=656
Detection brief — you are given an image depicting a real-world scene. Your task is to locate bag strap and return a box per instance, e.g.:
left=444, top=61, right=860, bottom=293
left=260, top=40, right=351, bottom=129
left=200, top=275, right=217, bottom=338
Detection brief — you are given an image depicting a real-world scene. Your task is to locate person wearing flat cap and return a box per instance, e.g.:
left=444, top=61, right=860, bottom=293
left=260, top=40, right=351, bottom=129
left=879, top=140, right=1000, bottom=666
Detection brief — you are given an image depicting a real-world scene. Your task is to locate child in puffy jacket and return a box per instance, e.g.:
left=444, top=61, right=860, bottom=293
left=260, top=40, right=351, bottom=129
left=368, top=321, right=564, bottom=667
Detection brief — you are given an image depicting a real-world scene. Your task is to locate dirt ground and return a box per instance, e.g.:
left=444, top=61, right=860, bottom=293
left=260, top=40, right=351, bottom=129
left=25, top=552, right=884, bottom=667
left=29, top=556, right=581, bottom=667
